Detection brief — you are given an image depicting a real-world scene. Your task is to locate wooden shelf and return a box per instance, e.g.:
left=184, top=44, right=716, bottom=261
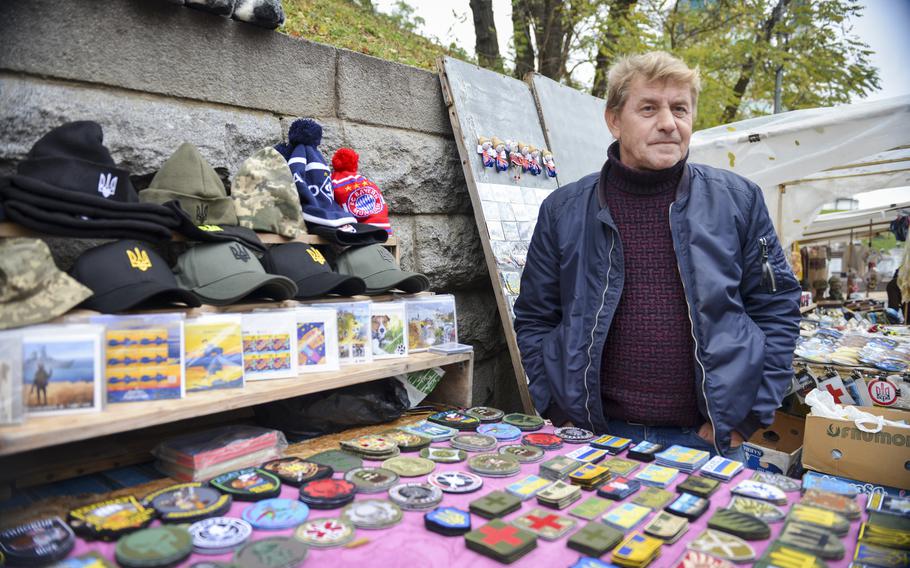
left=800, top=303, right=817, bottom=314
left=0, top=351, right=472, bottom=457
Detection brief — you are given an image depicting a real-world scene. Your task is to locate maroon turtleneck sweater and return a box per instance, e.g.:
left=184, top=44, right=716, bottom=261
left=598, top=142, right=702, bottom=427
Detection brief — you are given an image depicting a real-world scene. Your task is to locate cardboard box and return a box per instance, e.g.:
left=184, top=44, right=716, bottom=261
left=802, top=405, right=910, bottom=489
left=743, top=411, right=805, bottom=476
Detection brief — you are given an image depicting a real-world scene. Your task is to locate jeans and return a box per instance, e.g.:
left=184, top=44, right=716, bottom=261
left=604, top=419, right=747, bottom=463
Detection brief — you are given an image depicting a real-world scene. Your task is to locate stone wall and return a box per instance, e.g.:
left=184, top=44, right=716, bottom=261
left=0, top=0, right=520, bottom=410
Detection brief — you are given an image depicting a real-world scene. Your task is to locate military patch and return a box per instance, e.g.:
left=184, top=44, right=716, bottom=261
left=853, top=542, right=910, bottom=567
left=801, top=489, right=860, bottom=519
left=502, top=412, right=545, bottom=431
left=785, top=504, right=849, bottom=537
left=0, top=517, right=75, bottom=565
left=241, top=498, right=310, bottom=530
left=597, top=476, right=641, bottom=501
left=858, top=522, right=910, bottom=550
left=731, top=480, right=787, bottom=505
left=537, top=480, right=583, bottom=510
left=631, top=487, right=675, bottom=510
left=424, top=506, right=472, bottom=536
left=686, top=529, right=755, bottom=564
left=467, top=453, right=521, bottom=478
left=399, top=420, right=458, bottom=442
left=54, top=551, right=118, bottom=567
left=868, top=510, right=910, bottom=532
left=677, top=475, right=721, bottom=498
left=643, top=511, right=689, bottom=543
left=512, top=507, right=577, bottom=540
left=655, top=445, right=711, bottom=473
left=142, top=483, right=231, bottom=523
left=627, top=441, right=663, bottom=462
left=261, top=457, right=333, bottom=486
left=419, top=446, right=467, bottom=463
left=499, top=443, right=546, bottom=463
left=570, top=497, right=613, bottom=521
left=297, top=478, right=356, bottom=510
left=188, top=517, right=251, bottom=555
left=569, top=558, right=622, bottom=568
left=750, top=471, right=801, bottom=493
left=522, top=432, right=564, bottom=450
left=568, top=462, right=614, bottom=490
left=476, top=423, right=523, bottom=442
left=612, top=531, right=663, bottom=567
left=506, top=474, right=553, bottom=500
left=555, top=426, right=596, bottom=444
left=699, top=456, right=744, bottom=482
left=867, top=493, right=910, bottom=518
left=565, top=446, right=610, bottom=464
left=800, top=471, right=858, bottom=497
left=464, top=519, right=538, bottom=564
left=727, top=496, right=786, bottom=523
left=602, top=502, right=651, bottom=531
left=754, top=541, right=829, bottom=568
left=381, top=456, right=436, bottom=477
left=777, top=521, right=845, bottom=560
left=567, top=522, right=624, bottom=557
left=344, top=467, right=400, bottom=493
left=387, top=482, right=443, bottom=511
left=707, top=508, right=771, bottom=541
left=340, top=499, right=403, bottom=530
left=292, top=518, right=356, bottom=548
left=340, top=434, right=399, bottom=458
left=469, top=490, right=523, bottom=519
left=671, top=550, right=736, bottom=568
left=634, top=464, right=680, bottom=488
left=603, top=457, right=642, bottom=477
left=450, top=433, right=499, bottom=452
left=68, top=496, right=155, bottom=540
left=666, top=493, right=709, bottom=521
left=590, top=434, right=633, bottom=453
left=233, top=536, right=310, bottom=568
left=428, top=471, right=484, bottom=494
left=465, top=406, right=505, bottom=422
left=380, top=428, right=432, bottom=452
left=114, top=526, right=193, bottom=568
left=306, top=449, right=363, bottom=472
left=427, top=409, right=480, bottom=430
left=540, top=455, right=584, bottom=480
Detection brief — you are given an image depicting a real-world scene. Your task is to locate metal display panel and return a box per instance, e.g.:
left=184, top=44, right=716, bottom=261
left=528, top=73, right=614, bottom=185
left=438, top=56, right=561, bottom=414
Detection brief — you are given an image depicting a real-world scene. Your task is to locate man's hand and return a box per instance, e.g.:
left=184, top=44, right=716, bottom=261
left=698, top=422, right=744, bottom=448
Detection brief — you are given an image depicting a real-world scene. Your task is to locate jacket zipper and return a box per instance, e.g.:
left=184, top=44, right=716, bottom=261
left=582, top=233, right=615, bottom=431
left=759, top=237, right=778, bottom=293
left=669, top=202, right=721, bottom=455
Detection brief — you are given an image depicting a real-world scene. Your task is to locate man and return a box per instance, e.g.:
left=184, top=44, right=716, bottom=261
left=514, top=52, right=801, bottom=459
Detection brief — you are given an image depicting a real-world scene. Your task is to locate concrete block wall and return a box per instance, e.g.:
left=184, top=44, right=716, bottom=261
left=0, top=0, right=520, bottom=410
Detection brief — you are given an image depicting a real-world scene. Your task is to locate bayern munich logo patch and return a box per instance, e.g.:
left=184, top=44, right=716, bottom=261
left=347, top=185, right=385, bottom=217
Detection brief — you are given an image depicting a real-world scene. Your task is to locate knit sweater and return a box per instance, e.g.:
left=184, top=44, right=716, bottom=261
left=599, top=142, right=702, bottom=427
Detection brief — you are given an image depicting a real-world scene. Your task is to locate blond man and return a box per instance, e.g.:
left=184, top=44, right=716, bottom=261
left=514, top=52, right=801, bottom=459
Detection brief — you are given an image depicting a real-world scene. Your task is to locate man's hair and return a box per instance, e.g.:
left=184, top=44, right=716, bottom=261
left=606, top=51, right=701, bottom=112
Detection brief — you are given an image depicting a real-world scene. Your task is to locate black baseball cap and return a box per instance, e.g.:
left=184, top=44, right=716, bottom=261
left=262, top=243, right=366, bottom=299
left=305, top=222, right=389, bottom=246
left=71, top=240, right=201, bottom=313
left=174, top=242, right=297, bottom=305
left=336, top=244, right=430, bottom=294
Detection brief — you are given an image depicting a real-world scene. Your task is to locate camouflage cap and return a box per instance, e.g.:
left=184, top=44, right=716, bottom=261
left=0, top=238, right=93, bottom=330
left=232, top=147, right=305, bottom=238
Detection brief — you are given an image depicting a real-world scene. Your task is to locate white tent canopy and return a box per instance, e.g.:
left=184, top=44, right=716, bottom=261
left=800, top=200, right=910, bottom=244
left=689, top=95, right=910, bottom=247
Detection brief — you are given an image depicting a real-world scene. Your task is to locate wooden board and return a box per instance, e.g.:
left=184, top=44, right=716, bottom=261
left=0, top=351, right=472, bottom=457
left=438, top=56, right=560, bottom=414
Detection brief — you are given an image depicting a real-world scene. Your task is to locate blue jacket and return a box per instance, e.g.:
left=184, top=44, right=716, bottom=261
left=513, top=161, right=801, bottom=453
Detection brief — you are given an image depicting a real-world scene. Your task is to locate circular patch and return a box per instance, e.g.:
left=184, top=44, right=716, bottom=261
left=293, top=518, right=356, bottom=548
left=426, top=410, right=480, bottom=431
left=344, top=467, right=400, bottom=493
left=341, top=499, right=403, bottom=530
left=450, top=433, right=499, bottom=451
left=209, top=468, right=281, bottom=502
left=68, top=496, right=156, bottom=540
left=233, top=537, right=309, bottom=567
left=115, top=526, right=193, bottom=568
left=554, top=426, right=595, bottom=443
left=261, top=457, right=333, bottom=486
left=190, top=562, right=234, bottom=568
left=346, top=184, right=385, bottom=218
left=467, top=453, right=521, bottom=477
left=419, top=446, right=467, bottom=463
left=381, top=429, right=431, bottom=452
left=427, top=471, right=484, bottom=494
left=143, top=483, right=231, bottom=523
left=502, top=413, right=545, bottom=431
left=188, top=517, right=252, bottom=555
left=241, top=499, right=310, bottom=530
left=465, top=406, right=505, bottom=422
left=341, top=434, right=398, bottom=455
left=498, top=444, right=546, bottom=463
left=0, top=517, right=75, bottom=566
left=306, top=450, right=363, bottom=473
left=298, top=479, right=356, bottom=510
left=388, top=483, right=444, bottom=511
left=868, top=378, right=898, bottom=406
left=381, top=456, right=436, bottom=477
left=476, top=423, right=522, bottom=441
left=522, top=433, right=563, bottom=449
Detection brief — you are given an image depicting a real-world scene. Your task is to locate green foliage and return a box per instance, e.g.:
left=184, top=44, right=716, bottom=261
left=280, top=0, right=468, bottom=71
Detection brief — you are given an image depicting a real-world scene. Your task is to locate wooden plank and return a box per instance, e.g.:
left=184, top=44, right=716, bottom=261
left=425, top=356, right=474, bottom=408
left=0, top=352, right=472, bottom=457
left=437, top=57, right=534, bottom=414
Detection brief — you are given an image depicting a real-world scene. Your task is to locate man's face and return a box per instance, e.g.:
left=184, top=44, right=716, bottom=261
left=605, top=76, right=694, bottom=171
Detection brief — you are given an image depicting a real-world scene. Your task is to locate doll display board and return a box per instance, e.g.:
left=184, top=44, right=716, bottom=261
left=528, top=73, right=615, bottom=186
left=438, top=56, right=560, bottom=414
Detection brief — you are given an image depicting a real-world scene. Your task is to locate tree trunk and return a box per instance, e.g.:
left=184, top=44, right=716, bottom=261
left=470, top=0, right=504, bottom=72
left=720, top=0, right=791, bottom=123
left=535, top=0, right=567, bottom=80
left=591, top=0, right=637, bottom=99
left=512, top=0, right=535, bottom=78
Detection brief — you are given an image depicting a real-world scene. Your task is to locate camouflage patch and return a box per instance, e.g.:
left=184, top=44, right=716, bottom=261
left=0, top=238, right=92, bottom=330
left=232, top=147, right=304, bottom=238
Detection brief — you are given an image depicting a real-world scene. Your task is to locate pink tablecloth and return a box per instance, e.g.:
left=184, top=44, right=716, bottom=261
left=68, top=427, right=865, bottom=567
